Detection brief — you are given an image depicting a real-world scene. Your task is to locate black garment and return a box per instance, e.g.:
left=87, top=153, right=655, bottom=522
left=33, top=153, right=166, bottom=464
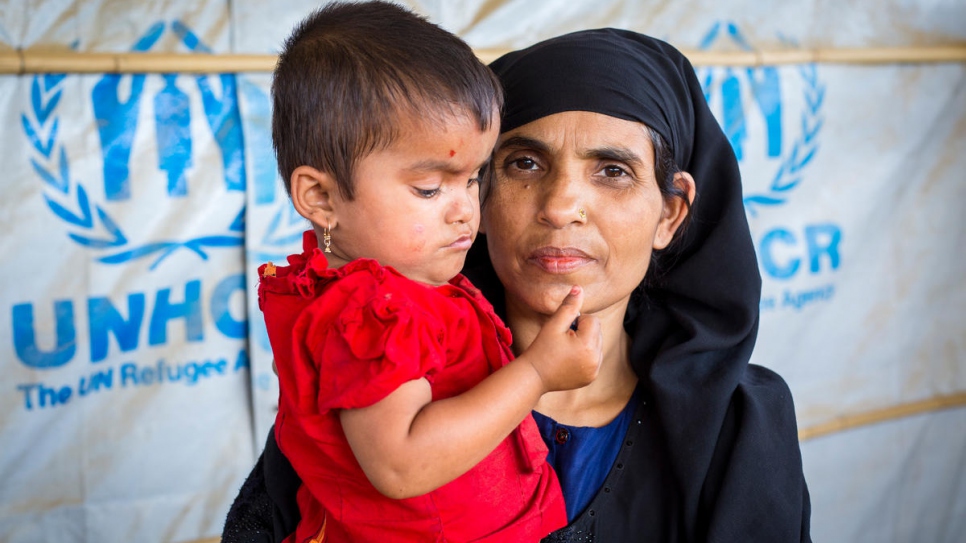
left=222, top=428, right=300, bottom=543
left=473, top=28, right=811, bottom=542
left=535, top=377, right=809, bottom=542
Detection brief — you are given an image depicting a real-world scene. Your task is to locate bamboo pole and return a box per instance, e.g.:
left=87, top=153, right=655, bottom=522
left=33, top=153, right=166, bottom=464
left=1, top=44, right=964, bottom=74
left=0, top=50, right=278, bottom=74
left=798, top=391, right=966, bottom=442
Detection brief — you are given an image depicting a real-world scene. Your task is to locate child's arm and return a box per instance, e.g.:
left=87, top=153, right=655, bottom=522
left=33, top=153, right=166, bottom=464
left=340, top=285, right=601, bottom=500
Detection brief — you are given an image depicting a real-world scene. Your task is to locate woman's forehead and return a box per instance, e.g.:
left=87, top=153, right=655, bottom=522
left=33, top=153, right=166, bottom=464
left=497, top=111, right=653, bottom=158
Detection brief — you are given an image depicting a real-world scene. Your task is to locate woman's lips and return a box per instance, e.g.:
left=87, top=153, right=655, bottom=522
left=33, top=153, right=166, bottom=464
left=527, top=247, right=594, bottom=274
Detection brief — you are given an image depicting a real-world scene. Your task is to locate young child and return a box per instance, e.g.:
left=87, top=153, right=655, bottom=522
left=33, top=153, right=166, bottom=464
left=260, top=2, right=602, bottom=542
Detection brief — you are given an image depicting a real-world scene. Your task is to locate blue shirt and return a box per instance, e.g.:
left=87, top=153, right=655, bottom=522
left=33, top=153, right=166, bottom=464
left=532, top=391, right=641, bottom=520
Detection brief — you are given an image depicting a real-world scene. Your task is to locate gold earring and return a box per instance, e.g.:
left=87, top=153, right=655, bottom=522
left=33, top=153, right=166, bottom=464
left=578, top=208, right=586, bottom=220
left=323, top=224, right=332, bottom=253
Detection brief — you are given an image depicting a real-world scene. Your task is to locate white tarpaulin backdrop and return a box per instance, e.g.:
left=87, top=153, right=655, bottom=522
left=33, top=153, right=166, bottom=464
left=1, top=1, right=963, bottom=542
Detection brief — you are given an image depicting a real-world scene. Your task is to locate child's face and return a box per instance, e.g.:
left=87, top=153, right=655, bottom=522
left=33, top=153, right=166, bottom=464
left=329, top=112, right=499, bottom=286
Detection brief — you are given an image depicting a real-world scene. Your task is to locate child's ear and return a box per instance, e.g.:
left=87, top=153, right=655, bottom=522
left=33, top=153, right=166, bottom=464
left=290, top=166, right=340, bottom=228
left=653, top=171, right=696, bottom=250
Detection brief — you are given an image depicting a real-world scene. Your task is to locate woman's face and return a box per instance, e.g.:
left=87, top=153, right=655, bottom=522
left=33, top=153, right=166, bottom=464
left=482, top=111, right=689, bottom=320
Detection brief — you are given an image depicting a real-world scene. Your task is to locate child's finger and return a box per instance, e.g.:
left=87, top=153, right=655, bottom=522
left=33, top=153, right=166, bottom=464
left=547, top=285, right=584, bottom=333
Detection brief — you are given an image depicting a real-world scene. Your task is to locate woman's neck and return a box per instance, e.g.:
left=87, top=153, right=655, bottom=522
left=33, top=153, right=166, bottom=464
left=507, top=298, right=638, bottom=428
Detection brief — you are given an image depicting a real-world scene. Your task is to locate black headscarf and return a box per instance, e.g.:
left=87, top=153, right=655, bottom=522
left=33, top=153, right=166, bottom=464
left=466, top=29, right=810, bottom=541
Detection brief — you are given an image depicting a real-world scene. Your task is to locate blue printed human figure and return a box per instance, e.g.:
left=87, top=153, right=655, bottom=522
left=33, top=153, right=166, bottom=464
left=238, top=79, right=278, bottom=205
left=698, top=22, right=783, bottom=160
left=172, top=20, right=246, bottom=192
left=720, top=68, right=748, bottom=160
left=154, top=74, right=193, bottom=196
left=196, top=73, right=245, bottom=191
left=747, top=66, right=782, bottom=158
left=92, top=22, right=164, bottom=201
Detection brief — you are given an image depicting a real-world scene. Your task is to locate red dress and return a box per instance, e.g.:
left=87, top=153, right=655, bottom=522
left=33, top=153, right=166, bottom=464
left=259, top=231, right=566, bottom=543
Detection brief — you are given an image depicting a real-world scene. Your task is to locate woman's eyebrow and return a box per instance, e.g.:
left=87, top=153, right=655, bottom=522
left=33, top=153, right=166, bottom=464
left=581, top=146, right=645, bottom=169
left=496, top=135, right=550, bottom=153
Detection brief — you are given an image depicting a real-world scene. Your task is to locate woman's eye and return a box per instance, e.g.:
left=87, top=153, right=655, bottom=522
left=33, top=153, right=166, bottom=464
left=509, top=157, right=538, bottom=171
left=415, top=187, right=440, bottom=198
left=602, top=165, right=628, bottom=178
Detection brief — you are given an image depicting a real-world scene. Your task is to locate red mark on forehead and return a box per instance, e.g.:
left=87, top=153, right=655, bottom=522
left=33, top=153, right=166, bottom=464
left=449, top=149, right=456, bottom=157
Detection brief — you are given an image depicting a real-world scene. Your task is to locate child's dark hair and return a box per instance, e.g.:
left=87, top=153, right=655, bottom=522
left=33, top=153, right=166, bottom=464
left=272, top=0, right=504, bottom=199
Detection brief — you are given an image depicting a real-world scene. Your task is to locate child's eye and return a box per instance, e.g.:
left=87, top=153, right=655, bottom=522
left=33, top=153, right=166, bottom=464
left=414, top=187, right=440, bottom=198
left=467, top=169, right=483, bottom=186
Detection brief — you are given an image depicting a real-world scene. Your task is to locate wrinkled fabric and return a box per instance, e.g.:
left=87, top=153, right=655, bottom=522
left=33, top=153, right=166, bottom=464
left=260, top=231, right=566, bottom=543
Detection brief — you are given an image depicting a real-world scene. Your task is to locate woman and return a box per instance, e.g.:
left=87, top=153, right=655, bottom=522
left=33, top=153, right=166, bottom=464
left=469, top=28, right=810, bottom=541
left=224, top=28, right=810, bottom=542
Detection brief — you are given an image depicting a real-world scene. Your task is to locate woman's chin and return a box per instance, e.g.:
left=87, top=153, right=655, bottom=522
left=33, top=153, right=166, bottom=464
left=510, top=281, right=577, bottom=316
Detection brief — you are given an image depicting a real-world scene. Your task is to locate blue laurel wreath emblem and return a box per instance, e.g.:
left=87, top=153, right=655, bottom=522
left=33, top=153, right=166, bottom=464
left=22, top=59, right=243, bottom=270
left=742, top=63, right=825, bottom=216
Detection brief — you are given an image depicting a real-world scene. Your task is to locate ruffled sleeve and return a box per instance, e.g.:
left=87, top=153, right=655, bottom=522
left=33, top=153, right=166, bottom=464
left=292, top=265, right=448, bottom=413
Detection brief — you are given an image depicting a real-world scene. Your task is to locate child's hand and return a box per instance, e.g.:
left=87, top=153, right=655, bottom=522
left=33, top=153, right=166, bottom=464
left=342, top=284, right=599, bottom=499
left=522, top=285, right=602, bottom=392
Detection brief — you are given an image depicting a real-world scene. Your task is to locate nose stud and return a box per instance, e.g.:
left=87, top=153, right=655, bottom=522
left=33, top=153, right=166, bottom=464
left=578, top=208, right=586, bottom=220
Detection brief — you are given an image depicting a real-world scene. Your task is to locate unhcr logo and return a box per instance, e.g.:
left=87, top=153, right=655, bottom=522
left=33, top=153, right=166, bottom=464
left=14, top=21, right=250, bottom=373
left=698, top=22, right=840, bottom=311
left=697, top=22, right=825, bottom=214
left=21, top=21, right=245, bottom=269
